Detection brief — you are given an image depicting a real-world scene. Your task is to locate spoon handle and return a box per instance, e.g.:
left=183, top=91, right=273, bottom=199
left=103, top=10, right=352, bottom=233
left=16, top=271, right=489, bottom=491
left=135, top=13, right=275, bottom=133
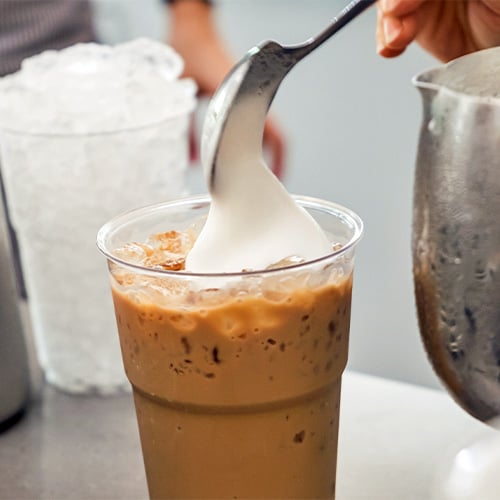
left=286, top=0, right=377, bottom=61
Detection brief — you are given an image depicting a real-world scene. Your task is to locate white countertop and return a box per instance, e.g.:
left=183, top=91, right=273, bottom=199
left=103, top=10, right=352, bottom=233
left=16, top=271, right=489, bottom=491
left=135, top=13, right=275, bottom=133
left=338, top=372, right=494, bottom=500
left=0, top=370, right=494, bottom=499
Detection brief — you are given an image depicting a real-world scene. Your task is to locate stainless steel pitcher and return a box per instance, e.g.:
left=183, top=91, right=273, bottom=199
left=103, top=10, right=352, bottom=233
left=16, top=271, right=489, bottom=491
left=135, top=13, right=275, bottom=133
left=413, top=47, right=500, bottom=422
left=0, top=177, right=30, bottom=430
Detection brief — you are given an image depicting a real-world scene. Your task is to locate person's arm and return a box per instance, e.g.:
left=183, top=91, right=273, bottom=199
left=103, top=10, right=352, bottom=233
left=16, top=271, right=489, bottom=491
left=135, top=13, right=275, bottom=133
left=376, top=0, right=500, bottom=62
left=167, top=0, right=231, bottom=96
left=166, top=0, right=285, bottom=178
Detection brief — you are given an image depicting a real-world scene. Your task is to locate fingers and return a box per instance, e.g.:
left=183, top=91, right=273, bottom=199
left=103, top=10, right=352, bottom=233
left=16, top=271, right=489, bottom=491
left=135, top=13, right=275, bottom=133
left=481, top=0, right=500, bottom=15
left=263, top=117, right=286, bottom=180
left=376, top=8, right=406, bottom=57
left=468, top=0, right=500, bottom=49
left=380, top=0, right=425, bottom=17
left=376, top=0, right=420, bottom=57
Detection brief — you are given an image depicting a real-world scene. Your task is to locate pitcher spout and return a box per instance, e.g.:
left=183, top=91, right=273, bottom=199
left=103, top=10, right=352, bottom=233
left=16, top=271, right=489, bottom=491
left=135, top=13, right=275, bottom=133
left=412, top=66, right=443, bottom=93
left=412, top=66, right=443, bottom=124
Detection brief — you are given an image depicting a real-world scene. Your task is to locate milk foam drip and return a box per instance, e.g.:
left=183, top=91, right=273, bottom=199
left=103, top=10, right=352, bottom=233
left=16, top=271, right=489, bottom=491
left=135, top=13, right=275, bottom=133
left=185, top=96, right=332, bottom=273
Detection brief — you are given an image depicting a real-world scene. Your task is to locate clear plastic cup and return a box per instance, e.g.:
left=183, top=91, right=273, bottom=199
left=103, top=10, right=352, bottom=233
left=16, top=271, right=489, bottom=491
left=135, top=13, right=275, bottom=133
left=97, top=195, right=362, bottom=498
left=0, top=111, right=193, bottom=394
left=0, top=40, right=196, bottom=395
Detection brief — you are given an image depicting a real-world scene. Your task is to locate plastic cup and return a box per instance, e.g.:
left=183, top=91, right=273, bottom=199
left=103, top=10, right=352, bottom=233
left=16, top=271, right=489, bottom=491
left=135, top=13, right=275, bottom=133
left=0, top=112, right=193, bottom=394
left=97, top=194, right=363, bottom=498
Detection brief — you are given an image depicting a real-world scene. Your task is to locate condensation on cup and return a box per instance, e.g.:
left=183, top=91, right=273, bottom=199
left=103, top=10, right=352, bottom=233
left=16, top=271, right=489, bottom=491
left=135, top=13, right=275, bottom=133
left=0, top=39, right=197, bottom=394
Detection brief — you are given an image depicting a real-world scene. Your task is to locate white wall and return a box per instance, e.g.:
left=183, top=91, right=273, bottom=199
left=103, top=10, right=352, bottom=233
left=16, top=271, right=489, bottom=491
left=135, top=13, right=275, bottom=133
left=93, top=0, right=442, bottom=389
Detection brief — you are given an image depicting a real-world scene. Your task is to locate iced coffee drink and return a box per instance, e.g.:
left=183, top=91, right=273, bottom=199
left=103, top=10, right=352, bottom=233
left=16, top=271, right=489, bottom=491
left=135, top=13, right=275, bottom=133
left=98, top=196, right=362, bottom=499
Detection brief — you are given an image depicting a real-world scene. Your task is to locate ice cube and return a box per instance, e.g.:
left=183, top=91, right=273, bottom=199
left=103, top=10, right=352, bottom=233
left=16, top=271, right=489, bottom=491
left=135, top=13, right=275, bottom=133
left=144, top=254, right=186, bottom=271
left=146, top=230, right=195, bottom=254
left=114, top=38, right=184, bottom=81
left=113, top=242, right=152, bottom=264
left=266, top=255, right=306, bottom=270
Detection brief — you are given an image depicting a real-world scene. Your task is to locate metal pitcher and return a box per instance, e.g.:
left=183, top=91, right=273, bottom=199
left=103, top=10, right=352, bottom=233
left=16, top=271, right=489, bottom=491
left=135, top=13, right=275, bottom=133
left=0, top=177, right=30, bottom=430
left=413, top=47, right=500, bottom=422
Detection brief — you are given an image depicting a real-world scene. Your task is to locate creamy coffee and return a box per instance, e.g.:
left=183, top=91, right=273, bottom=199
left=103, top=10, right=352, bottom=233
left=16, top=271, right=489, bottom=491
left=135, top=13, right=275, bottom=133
left=109, top=229, right=352, bottom=499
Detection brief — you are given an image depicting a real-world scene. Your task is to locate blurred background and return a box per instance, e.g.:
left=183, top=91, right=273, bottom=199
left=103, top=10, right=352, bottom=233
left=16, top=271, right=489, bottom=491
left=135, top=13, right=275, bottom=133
left=92, top=0, right=440, bottom=389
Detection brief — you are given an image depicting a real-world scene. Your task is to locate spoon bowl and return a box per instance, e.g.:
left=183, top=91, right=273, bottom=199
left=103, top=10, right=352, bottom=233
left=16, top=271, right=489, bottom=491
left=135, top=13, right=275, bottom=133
left=201, top=0, right=377, bottom=191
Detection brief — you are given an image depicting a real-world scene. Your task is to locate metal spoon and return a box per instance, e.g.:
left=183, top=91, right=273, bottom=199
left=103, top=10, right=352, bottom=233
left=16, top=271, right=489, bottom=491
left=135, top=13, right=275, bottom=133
left=201, top=0, right=377, bottom=189
left=187, top=0, right=374, bottom=273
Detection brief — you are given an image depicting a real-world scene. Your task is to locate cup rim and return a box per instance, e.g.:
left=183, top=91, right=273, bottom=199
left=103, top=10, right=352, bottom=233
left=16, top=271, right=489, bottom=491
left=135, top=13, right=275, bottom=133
left=0, top=104, right=196, bottom=138
left=96, top=194, right=364, bottom=278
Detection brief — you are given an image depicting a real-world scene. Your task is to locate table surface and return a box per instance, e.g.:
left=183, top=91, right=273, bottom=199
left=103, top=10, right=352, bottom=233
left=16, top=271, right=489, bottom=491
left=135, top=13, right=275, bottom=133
left=0, top=371, right=493, bottom=500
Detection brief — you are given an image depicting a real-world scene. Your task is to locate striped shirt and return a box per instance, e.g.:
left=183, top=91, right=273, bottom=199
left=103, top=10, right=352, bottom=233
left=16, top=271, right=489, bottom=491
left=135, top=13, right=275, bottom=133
left=0, top=0, right=95, bottom=77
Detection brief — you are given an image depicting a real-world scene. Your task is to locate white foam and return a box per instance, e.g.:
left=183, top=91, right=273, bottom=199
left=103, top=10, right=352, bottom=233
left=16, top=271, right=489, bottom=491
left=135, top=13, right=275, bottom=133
left=185, top=92, right=332, bottom=273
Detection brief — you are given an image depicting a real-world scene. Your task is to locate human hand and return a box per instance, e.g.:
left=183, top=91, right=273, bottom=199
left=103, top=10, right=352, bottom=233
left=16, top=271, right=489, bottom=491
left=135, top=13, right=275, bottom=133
left=376, top=0, right=500, bottom=62
left=168, top=1, right=286, bottom=178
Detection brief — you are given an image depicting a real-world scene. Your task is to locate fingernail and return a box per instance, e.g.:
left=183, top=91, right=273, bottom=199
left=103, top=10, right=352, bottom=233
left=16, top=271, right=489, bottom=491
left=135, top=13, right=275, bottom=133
left=376, top=38, right=384, bottom=54
left=383, top=16, right=402, bottom=46
left=381, top=0, right=395, bottom=13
